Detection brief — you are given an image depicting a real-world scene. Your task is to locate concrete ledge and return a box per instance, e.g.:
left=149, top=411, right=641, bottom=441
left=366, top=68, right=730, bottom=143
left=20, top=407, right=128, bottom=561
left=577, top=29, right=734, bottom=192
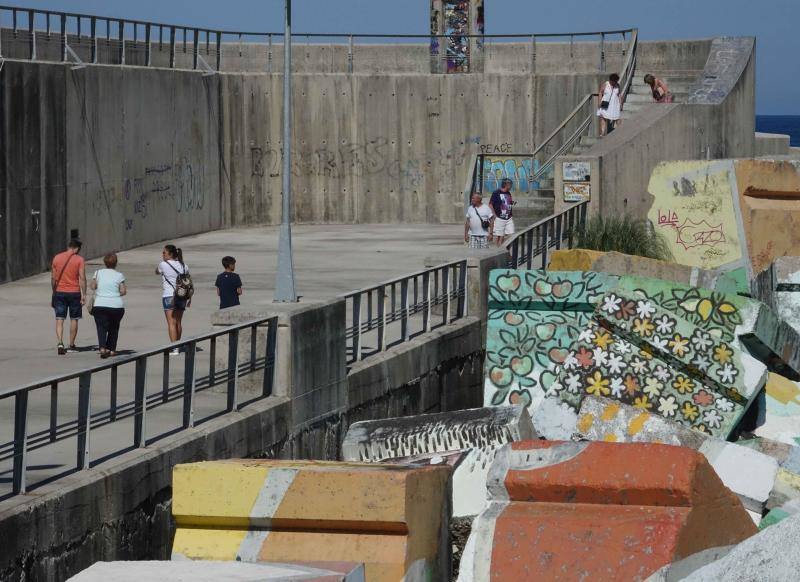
left=0, top=397, right=292, bottom=581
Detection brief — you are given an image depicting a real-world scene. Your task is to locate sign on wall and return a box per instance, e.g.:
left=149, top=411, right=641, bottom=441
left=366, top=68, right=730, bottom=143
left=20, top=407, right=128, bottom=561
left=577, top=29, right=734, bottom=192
left=563, top=161, right=591, bottom=182
left=564, top=182, right=591, bottom=203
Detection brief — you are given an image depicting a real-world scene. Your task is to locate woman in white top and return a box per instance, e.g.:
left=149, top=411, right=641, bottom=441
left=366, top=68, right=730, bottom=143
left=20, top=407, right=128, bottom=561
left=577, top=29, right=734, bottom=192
left=91, top=253, right=127, bottom=358
left=155, top=244, right=191, bottom=354
left=597, top=73, right=623, bottom=136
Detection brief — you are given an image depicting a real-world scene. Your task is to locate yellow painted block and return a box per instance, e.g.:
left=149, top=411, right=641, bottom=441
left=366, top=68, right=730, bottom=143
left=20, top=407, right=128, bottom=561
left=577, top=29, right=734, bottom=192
left=548, top=249, right=606, bottom=271
left=172, top=459, right=451, bottom=582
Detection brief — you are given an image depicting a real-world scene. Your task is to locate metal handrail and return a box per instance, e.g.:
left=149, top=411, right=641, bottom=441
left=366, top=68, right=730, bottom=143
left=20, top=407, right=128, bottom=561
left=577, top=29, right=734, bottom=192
left=505, top=200, right=589, bottom=269
left=0, top=6, right=634, bottom=40
left=2, top=315, right=279, bottom=495
left=342, top=259, right=468, bottom=364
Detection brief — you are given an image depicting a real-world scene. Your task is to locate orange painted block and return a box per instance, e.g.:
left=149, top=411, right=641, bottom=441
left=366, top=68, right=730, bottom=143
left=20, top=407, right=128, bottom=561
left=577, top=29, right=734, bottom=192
left=459, top=441, right=757, bottom=581
left=172, top=459, right=451, bottom=582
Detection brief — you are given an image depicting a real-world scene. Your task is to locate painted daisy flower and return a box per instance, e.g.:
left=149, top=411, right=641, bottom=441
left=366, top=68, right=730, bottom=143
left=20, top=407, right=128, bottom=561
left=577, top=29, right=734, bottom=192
left=578, top=328, right=596, bottom=343
left=653, top=365, right=671, bottom=383
left=643, top=377, right=663, bottom=398
left=593, top=347, right=609, bottom=367
left=586, top=371, right=610, bottom=397
left=564, top=372, right=582, bottom=394
left=633, top=395, right=652, bottom=410
left=636, top=300, right=656, bottom=319
left=575, top=347, right=594, bottom=369
left=631, top=357, right=648, bottom=374
left=614, top=339, right=632, bottom=354
left=601, top=294, right=622, bottom=314
left=713, top=343, right=734, bottom=365
left=633, top=318, right=655, bottom=337
left=703, top=409, right=723, bottom=429
left=593, top=330, right=614, bottom=350
left=672, top=375, right=695, bottom=395
left=658, top=395, right=678, bottom=417
left=610, top=376, right=625, bottom=398
left=693, top=390, right=714, bottom=407
left=607, top=353, right=627, bottom=375
left=669, top=334, right=690, bottom=358
left=562, top=351, right=579, bottom=371
left=681, top=401, right=700, bottom=421
left=690, top=329, right=714, bottom=351
left=654, top=315, right=675, bottom=335
left=690, top=353, right=712, bottom=373
left=715, top=398, right=735, bottom=412
left=651, top=335, right=669, bottom=351
left=716, top=362, right=738, bottom=385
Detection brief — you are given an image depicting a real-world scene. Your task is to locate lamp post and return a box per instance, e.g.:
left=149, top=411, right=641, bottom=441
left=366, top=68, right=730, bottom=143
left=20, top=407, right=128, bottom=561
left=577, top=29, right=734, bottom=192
left=274, top=0, right=298, bottom=302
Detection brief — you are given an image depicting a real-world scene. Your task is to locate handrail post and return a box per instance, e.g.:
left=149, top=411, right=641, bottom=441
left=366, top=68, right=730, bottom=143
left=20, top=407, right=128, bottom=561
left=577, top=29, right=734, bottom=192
left=423, top=271, right=432, bottom=333
left=76, top=372, right=91, bottom=470
left=216, top=31, right=222, bottom=71
left=134, top=357, right=147, bottom=448
left=183, top=342, right=197, bottom=427
left=12, top=391, right=29, bottom=494
left=145, top=23, right=151, bottom=66
left=541, top=221, right=549, bottom=269
left=348, top=34, right=354, bottom=74
left=352, top=293, right=363, bottom=362
left=599, top=32, right=605, bottom=72
left=442, top=266, right=451, bottom=325
left=555, top=213, right=563, bottom=250
left=118, top=19, right=125, bottom=65
left=110, top=366, right=118, bottom=421
left=250, top=326, right=258, bottom=372
left=227, top=331, right=239, bottom=412
left=162, top=352, right=170, bottom=403
left=192, top=28, right=199, bottom=69
left=49, top=382, right=58, bottom=442
left=526, top=228, right=534, bottom=269
left=28, top=10, right=35, bottom=61
left=400, top=279, right=410, bottom=342
left=457, top=261, right=467, bottom=317
left=377, top=285, right=387, bottom=352
left=91, top=17, right=97, bottom=63
left=60, top=13, right=67, bottom=62
left=262, top=318, right=278, bottom=397
left=209, top=337, right=217, bottom=383
left=169, top=26, right=175, bottom=68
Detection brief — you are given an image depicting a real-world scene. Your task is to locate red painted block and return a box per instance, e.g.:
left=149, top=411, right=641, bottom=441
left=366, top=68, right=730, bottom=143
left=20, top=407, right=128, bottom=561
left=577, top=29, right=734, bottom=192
left=460, top=441, right=757, bottom=581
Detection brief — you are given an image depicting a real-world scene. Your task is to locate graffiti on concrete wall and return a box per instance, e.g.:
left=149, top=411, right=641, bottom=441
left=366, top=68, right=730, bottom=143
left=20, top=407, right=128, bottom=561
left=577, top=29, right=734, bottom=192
left=647, top=160, right=742, bottom=270
left=481, top=156, right=541, bottom=194
left=250, top=136, right=475, bottom=193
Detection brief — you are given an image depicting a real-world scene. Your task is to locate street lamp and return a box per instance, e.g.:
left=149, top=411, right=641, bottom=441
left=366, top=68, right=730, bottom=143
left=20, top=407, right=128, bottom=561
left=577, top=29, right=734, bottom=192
left=274, top=0, right=298, bottom=302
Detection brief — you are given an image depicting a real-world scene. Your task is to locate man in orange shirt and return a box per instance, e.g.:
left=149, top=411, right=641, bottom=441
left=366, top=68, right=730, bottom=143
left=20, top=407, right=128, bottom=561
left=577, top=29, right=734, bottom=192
left=51, top=239, right=87, bottom=355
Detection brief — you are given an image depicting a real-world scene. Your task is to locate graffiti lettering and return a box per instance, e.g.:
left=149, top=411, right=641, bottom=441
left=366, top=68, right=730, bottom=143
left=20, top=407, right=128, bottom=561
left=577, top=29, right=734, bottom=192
left=657, top=209, right=679, bottom=227
left=480, top=143, right=513, bottom=154
left=482, top=157, right=540, bottom=194
left=674, top=219, right=727, bottom=250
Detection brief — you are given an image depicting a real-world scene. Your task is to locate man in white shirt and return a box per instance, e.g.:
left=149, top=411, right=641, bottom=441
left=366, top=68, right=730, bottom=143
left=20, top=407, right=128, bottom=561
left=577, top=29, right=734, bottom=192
left=464, top=192, right=495, bottom=249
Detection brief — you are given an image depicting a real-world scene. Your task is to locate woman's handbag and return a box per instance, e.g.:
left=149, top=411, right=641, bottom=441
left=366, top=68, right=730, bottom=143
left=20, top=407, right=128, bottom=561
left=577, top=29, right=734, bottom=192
left=600, top=100, right=610, bottom=110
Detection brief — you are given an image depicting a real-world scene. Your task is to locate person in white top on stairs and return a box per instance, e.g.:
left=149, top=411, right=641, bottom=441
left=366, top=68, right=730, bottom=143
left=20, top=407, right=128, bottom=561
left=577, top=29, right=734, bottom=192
left=597, top=73, right=622, bottom=136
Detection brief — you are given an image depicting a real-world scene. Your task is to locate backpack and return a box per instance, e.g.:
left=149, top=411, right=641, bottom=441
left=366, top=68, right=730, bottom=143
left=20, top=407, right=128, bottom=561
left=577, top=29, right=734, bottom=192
left=166, top=262, right=195, bottom=300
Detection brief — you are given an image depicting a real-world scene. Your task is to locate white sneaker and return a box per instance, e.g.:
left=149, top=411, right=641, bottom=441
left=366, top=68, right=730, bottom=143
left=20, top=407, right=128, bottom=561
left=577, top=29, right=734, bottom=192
left=169, top=348, right=181, bottom=356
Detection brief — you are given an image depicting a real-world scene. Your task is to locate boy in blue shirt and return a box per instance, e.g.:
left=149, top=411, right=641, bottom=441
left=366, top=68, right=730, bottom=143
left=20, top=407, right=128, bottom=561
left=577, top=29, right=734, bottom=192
left=215, top=256, right=243, bottom=309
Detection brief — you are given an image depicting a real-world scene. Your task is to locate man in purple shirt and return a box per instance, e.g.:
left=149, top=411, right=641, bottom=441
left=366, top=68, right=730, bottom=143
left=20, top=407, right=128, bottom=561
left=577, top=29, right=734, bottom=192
left=489, top=178, right=516, bottom=246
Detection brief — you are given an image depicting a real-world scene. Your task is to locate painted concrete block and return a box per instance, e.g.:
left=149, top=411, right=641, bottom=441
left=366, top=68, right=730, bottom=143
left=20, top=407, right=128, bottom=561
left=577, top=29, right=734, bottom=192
left=549, top=249, right=749, bottom=294
left=458, top=441, right=757, bottom=581
left=760, top=497, right=800, bottom=529
left=767, top=468, right=800, bottom=510
left=680, top=513, right=800, bottom=582
left=753, top=373, right=800, bottom=445
left=171, top=460, right=451, bottom=582
left=69, top=561, right=366, bottom=581
left=341, top=405, right=536, bottom=517
left=484, top=269, right=616, bottom=413
left=576, top=396, right=779, bottom=513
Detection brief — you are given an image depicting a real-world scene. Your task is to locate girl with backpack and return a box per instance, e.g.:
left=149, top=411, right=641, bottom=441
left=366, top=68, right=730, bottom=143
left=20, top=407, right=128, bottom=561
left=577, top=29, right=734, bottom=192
left=156, top=244, right=194, bottom=354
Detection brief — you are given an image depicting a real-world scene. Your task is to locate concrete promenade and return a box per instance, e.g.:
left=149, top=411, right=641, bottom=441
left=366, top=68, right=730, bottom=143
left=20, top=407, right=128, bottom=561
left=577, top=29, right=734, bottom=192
left=0, top=224, right=467, bottom=495
left=0, top=224, right=465, bottom=389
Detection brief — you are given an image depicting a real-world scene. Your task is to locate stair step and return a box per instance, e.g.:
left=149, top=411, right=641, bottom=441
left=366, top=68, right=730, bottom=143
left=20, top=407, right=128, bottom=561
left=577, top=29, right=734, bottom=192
left=572, top=144, right=593, bottom=154
left=579, top=136, right=599, bottom=146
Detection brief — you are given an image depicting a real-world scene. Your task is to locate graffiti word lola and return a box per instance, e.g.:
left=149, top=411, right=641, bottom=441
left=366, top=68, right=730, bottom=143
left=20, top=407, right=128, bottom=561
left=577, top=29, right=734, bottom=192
left=657, top=209, right=680, bottom=227
left=480, top=143, right=514, bottom=154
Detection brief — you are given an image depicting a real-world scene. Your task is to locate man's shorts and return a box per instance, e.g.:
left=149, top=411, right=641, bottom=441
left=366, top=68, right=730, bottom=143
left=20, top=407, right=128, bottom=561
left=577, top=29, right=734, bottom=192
left=493, top=217, right=516, bottom=236
left=469, top=235, right=489, bottom=249
left=53, top=292, right=82, bottom=320
left=162, top=296, right=188, bottom=312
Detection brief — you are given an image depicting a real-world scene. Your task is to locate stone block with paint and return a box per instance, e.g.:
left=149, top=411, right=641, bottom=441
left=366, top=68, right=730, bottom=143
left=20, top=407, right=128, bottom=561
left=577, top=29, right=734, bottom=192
left=171, top=460, right=451, bottom=582
left=483, top=269, right=616, bottom=413
left=457, top=440, right=757, bottom=581
left=751, top=372, right=800, bottom=446
left=752, top=256, right=800, bottom=336
left=341, top=405, right=536, bottom=517
left=613, top=275, right=799, bottom=380
left=68, top=561, right=366, bottom=582
left=548, top=249, right=749, bottom=295
left=549, top=277, right=774, bottom=438
left=647, top=158, right=800, bottom=276
left=576, top=396, right=779, bottom=514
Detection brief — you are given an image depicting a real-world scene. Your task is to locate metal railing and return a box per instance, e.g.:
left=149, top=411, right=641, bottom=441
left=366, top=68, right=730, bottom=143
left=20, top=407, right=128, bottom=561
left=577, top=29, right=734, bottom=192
left=505, top=201, right=589, bottom=269
left=0, top=6, right=635, bottom=74
left=1, top=316, right=278, bottom=496
left=343, top=260, right=468, bottom=365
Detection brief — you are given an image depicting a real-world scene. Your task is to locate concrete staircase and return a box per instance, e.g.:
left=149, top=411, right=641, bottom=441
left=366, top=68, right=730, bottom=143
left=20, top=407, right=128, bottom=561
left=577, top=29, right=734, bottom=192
left=619, top=70, right=702, bottom=119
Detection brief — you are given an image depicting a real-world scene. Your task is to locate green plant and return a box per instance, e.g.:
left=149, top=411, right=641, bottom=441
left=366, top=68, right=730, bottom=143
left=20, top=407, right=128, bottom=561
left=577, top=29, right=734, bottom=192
left=576, top=214, right=673, bottom=261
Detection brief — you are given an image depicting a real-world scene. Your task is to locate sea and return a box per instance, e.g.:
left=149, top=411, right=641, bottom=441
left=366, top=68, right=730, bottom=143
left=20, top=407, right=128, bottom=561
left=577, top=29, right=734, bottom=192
left=756, top=115, right=800, bottom=147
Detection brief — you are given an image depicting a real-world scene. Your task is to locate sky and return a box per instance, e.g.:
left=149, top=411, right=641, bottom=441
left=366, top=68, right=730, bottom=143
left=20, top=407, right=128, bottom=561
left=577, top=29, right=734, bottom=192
left=10, top=0, right=800, bottom=114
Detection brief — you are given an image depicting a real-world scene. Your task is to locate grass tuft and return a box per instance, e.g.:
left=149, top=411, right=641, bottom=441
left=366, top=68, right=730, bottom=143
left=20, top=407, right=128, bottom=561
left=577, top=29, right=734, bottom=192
left=576, top=214, right=673, bottom=261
